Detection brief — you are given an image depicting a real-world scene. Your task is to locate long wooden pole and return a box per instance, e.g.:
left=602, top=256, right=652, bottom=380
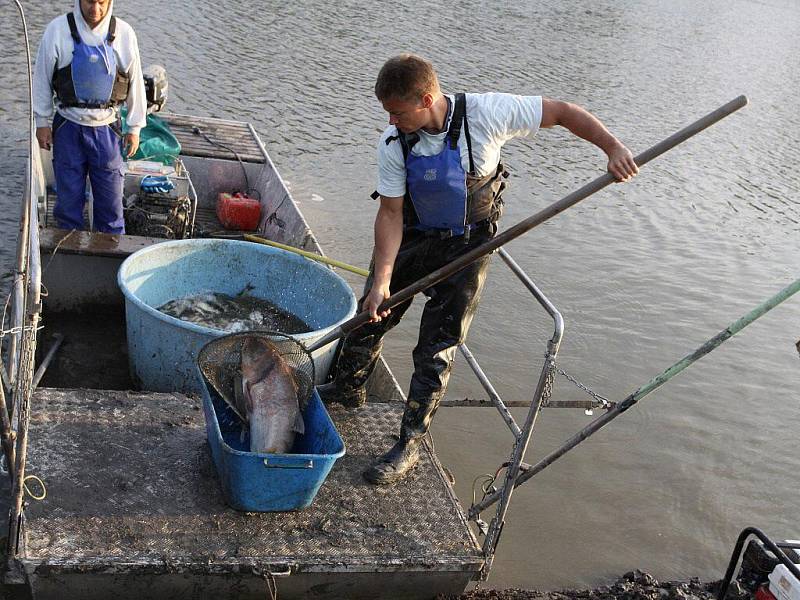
left=308, top=95, right=748, bottom=353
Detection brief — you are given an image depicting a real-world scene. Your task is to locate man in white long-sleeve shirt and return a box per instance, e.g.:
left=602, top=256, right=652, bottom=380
left=33, top=0, right=146, bottom=234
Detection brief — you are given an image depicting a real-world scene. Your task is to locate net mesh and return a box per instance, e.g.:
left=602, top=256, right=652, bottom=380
left=197, top=331, right=315, bottom=421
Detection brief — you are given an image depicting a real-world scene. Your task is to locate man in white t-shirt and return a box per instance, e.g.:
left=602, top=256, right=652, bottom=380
left=319, top=54, right=638, bottom=485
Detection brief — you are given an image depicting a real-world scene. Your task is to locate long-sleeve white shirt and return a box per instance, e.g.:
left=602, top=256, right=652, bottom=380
left=33, top=0, right=146, bottom=135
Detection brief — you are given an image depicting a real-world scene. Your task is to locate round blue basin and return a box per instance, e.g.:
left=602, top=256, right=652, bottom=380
left=118, top=238, right=357, bottom=393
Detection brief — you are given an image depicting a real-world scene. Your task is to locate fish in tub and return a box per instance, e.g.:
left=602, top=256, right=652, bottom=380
left=236, top=336, right=305, bottom=454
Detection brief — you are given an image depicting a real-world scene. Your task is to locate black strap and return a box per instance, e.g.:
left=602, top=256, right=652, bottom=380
left=107, top=16, right=116, bottom=43
left=66, top=13, right=80, bottom=44
left=448, top=93, right=466, bottom=150
left=384, top=132, right=416, bottom=161
left=373, top=131, right=418, bottom=201
left=62, top=100, right=116, bottom=109
left=447, top=93, right=476, bottom=173
left=462, top=99, right=476, bottom=174
left=397, top=131, right=418, bottom=161
left=66, top=13, right=116, bottom=43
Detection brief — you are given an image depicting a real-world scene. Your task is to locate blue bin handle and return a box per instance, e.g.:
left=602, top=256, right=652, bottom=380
left=262, top=457, right=313, bottom=469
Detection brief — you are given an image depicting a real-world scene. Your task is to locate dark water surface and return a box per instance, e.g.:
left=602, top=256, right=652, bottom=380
left=1, top=0, right=799, bottom=591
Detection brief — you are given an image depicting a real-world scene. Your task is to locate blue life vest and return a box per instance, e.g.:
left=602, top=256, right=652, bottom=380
left=374, top=94, right=507, bottom=238
left=404, top=95, right=468, bottom=234
left=52, top=12, right=130, bottom=109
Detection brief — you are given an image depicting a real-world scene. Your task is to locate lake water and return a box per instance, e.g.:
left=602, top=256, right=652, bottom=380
left=1, top=0, right=798, bottom=591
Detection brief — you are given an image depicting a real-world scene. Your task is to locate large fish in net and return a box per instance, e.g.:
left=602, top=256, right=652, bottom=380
left=198, top=332, right=315, bottom=454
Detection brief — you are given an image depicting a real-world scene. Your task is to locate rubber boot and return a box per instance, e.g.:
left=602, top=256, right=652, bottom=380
left=316, top=381, right=367, bottom=409
left=363, top=429, right=423, bottom=485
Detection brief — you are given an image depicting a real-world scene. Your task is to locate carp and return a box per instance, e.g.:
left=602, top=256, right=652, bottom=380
left=238, top=336, right=304, bottom=454
left=158, top=292, right=310, bottom=334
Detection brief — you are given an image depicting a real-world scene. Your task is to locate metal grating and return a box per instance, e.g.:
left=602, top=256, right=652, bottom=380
left=160, top=114, right=266, bottom=163
left=22, top=388, right=482, bottom=571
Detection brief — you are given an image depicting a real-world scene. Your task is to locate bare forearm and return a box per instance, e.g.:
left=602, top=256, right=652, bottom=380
left=554, top=102, right=624, bottom=155
left=362, top=197, right=404, bottom=321
left=541, top=98, right=639, bottom=182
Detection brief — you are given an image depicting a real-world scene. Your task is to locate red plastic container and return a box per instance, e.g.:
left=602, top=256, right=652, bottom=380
left=757, top=584, right=777, bottom=600
left=216, top=192, right=261, bottom=231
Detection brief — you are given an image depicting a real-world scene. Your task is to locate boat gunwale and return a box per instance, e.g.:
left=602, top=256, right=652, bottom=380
left=23, top=555, right=484, bottom=575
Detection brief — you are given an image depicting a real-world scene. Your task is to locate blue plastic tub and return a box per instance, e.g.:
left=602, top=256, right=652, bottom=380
left=200, top=370, right=345, bottom=512
left=117, top=239, right=357, bottom=394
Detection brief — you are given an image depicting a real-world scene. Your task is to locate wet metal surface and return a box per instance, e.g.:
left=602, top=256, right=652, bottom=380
left=22, top=388, right=481, bottom=570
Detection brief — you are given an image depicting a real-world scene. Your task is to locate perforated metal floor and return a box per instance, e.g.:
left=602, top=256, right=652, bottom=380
left=22, top=388, right=482, bottom=574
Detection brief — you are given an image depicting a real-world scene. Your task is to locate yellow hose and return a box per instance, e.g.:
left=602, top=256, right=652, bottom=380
left=24, top=474, right=46, bottom=500
left=243, top=234, right=369, bottom=277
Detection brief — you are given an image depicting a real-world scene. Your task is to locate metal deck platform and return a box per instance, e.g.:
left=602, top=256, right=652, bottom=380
left=17, top=113, right=476, bottom=599
left=15, top=388, right=482, bottom=599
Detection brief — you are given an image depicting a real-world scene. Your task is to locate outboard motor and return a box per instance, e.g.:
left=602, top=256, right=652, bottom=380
left=143, top=65, right=168, bottom=113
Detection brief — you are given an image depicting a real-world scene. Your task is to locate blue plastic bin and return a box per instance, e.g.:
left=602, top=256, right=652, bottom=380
left=199, top=370, right=345, bottom=512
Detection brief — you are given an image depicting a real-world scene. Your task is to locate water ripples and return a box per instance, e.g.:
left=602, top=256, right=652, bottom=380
left=1, top=0, right=799, bottom=591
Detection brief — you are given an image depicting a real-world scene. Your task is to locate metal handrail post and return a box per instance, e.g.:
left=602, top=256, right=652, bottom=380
left=478, top=248, right=564, bottom=580
left=455, top=249, right=565, bottom=438
left=0, top=379, right=16, bottom=480
left=497, top=249, right=563, bottom=327
left=6, top=4, right=44, bottom=584
left=479, top=336, right=560, bottom=579
left=457, top=343, right=521, bottom=437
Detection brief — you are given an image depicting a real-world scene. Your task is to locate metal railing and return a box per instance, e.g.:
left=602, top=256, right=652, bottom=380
left=450, top=247, right=566, bottom=580
left=453, top=248, right=800, bottom=582
left=717, top=527, right=800, bottom=600
left=3, top=1, right=46, bottom=586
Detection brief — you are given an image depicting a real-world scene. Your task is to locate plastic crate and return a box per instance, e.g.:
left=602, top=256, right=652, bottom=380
left=123, top=159, right=190, bottom=200
left=200, top=376, right=345, bottom=512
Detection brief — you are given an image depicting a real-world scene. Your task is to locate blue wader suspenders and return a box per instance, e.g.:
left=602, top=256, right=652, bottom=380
left=52, top=12, right=130, bottom=109
left=373, top=93, right=503, bottom=242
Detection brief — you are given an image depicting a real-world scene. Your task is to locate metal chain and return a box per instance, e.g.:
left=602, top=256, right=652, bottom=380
left=540, top=358, right=556, bottom=407
left=0, top=324, right=43, bottom=339
left=555, top=363, right=611, bottom=409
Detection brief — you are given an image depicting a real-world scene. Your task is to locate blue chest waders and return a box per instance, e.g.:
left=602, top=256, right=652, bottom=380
left=405, top=135, right=468, bottom=234
left=70, top=31, right=117, bottom=105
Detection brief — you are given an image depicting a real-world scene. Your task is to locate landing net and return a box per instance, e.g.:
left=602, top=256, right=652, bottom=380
left=197, top=331, right=315, bottom=421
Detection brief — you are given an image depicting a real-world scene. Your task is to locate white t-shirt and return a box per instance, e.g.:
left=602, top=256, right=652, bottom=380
left=376, top=93, right=542, bottom=198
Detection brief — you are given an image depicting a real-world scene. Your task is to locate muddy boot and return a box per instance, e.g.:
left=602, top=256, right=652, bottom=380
left=363, top=432, right=423, bottom=485
left=316, top=381, right=367, bottom=409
